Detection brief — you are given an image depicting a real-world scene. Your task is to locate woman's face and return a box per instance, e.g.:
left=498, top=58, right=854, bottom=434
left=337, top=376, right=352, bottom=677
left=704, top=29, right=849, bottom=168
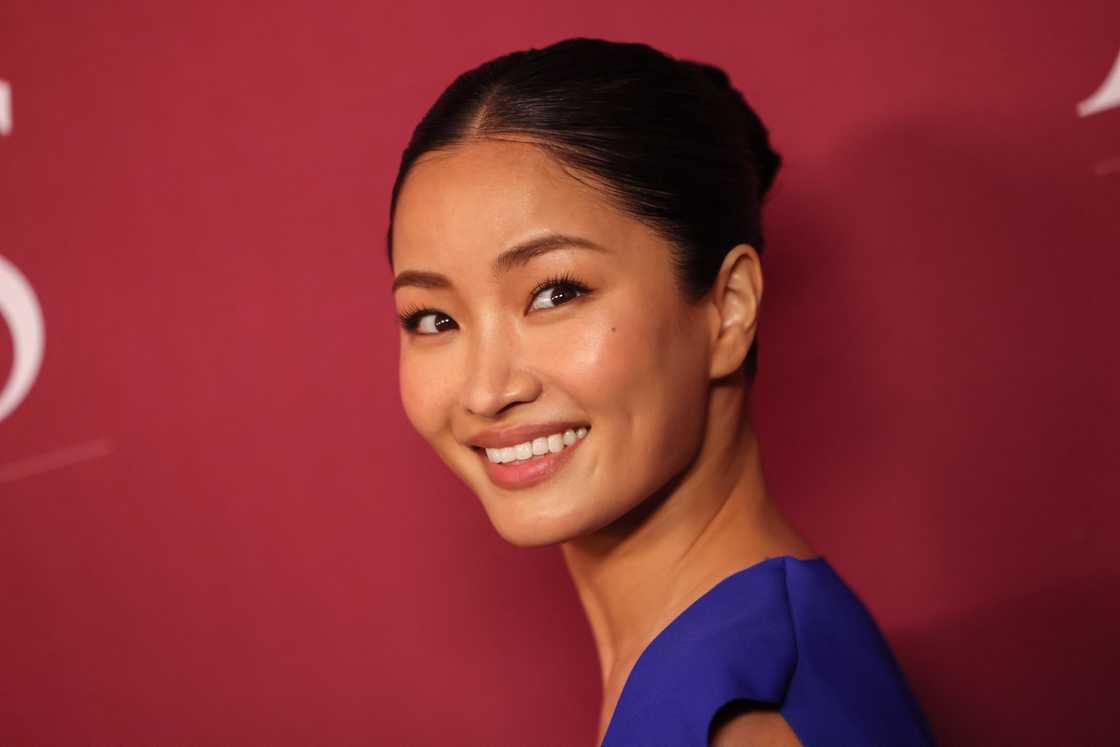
left=391, top=138, right=714, bottom=547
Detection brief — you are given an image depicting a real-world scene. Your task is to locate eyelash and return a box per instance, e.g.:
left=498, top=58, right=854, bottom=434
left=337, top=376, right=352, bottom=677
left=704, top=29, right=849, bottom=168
left=397, top=272, right=593, bottom=335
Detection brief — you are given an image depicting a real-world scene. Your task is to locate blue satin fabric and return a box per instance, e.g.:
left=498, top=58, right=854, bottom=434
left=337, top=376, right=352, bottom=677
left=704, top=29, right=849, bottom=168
left=600, top=556, right=935, bottom=746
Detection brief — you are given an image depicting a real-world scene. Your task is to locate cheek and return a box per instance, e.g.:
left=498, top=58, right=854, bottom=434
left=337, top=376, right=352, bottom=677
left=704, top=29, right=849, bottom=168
left=398, top=347, right=458, bottom=440
left=553, top=298, right=709, bottom=451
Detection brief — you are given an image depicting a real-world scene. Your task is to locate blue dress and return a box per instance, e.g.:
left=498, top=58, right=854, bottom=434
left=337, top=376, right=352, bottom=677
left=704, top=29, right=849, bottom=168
left=600, top=556, right=935, bottom=746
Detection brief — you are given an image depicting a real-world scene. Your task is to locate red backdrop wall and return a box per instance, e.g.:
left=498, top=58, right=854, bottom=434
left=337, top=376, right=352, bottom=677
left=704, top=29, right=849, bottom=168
left=2, top=2, right=1118, bottom=744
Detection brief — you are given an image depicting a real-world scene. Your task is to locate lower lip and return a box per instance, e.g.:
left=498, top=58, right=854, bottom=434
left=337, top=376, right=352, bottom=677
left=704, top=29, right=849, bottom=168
left=477, top=433, right=588, bottom=490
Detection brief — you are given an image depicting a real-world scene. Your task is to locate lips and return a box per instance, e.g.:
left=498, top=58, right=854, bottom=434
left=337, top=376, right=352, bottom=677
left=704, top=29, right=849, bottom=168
left=473, top=425, right=590, bottom=490
left=469, top=421, right=591, bottom=449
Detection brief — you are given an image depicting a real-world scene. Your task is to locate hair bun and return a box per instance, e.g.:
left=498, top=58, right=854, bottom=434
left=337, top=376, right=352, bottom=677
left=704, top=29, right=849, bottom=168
left=682, top=60, right=732, bottom=89
left=680, top=58, right=781, bottom=199
left=754, top=144, right=781, bottom=198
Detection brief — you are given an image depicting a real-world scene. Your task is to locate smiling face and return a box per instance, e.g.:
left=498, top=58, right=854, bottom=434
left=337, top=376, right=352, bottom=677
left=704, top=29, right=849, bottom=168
left=391, top=138, right=716, bottom=547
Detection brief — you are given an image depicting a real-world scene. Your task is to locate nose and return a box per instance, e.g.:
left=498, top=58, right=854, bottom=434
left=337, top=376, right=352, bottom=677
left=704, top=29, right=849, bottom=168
left=461, top=322, right=542, bottom=418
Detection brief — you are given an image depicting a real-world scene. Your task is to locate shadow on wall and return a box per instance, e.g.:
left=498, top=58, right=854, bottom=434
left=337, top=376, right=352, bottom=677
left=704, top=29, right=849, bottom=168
left=895, top=571, right=1120, bottom=745
left=761, top=112, right=1118, bottom=746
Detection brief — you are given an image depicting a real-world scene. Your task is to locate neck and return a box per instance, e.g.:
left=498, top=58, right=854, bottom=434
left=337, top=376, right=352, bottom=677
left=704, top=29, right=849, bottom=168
left=560, top=380, right=814, bottom=692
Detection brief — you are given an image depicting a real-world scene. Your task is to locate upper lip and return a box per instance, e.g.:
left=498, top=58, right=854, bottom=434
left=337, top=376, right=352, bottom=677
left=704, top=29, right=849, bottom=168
left=468, top=421, right=590, bottom=449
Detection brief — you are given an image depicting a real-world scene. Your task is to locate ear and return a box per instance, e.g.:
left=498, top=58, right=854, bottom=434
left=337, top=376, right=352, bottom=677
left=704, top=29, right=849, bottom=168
left=706, top=243, right=763, bottom=379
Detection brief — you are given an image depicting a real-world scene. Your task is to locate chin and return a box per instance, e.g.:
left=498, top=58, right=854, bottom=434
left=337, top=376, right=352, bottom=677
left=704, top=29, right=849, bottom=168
left=442, top=437, right=647, bottom=547
left=491, top=523, right=571, bottom=549
left=478, top=495, right=612, bottom=548
left=482, top=504, right=587, bottom=548
left=481, top=486, right=651, bottom=548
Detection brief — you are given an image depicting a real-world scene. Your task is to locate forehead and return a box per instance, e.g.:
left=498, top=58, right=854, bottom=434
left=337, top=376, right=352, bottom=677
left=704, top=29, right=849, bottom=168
left=392, top=138, right=645, bottom=268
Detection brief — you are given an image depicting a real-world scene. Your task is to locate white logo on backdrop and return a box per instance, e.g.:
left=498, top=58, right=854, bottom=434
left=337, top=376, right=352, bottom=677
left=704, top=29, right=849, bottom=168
left=1078, top=48, right=1120, bottom=117
left=0, top=80, right=10, bottom=136
left=0, top=255, right=45, bottom=423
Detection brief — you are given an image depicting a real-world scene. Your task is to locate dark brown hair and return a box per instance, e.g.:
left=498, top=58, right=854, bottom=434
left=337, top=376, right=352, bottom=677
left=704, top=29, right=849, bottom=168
left=387, top=37, right=782, bottom=379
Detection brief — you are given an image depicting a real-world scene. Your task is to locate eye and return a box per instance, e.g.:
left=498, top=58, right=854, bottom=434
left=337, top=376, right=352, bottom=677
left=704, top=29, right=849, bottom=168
left=398, top=306, right=458, bottom=336
left=529, top=274, right=591, bottom=311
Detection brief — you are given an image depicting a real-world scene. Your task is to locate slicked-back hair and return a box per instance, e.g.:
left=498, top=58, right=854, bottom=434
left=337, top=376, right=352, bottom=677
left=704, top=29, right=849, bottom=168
left=387, top=37, right=782, bottom=380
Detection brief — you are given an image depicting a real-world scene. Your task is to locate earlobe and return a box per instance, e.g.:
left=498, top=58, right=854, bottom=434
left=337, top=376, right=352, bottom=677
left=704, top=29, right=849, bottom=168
left=708, top=244, right=763, bottom=380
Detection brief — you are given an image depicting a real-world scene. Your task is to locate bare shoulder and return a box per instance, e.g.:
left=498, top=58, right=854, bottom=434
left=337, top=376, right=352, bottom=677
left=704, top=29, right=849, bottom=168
left=709, top=706, right=803, bottom=747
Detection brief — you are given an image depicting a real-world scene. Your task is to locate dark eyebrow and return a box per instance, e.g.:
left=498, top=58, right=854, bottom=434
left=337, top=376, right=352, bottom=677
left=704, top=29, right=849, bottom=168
left=391, top=233, right=607, bottom=293
left=390, top=269, right=450, bottom=293
left=490, top=233, right=607, bottom=276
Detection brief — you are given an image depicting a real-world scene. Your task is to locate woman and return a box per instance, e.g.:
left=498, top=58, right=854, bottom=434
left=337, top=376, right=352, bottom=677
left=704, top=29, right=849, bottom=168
left=386, top=37, right=934, bottom=746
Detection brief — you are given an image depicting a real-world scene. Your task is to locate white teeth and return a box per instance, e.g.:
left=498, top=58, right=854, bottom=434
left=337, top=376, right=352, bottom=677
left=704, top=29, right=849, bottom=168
left=483, top=427, right=590, bottom=464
